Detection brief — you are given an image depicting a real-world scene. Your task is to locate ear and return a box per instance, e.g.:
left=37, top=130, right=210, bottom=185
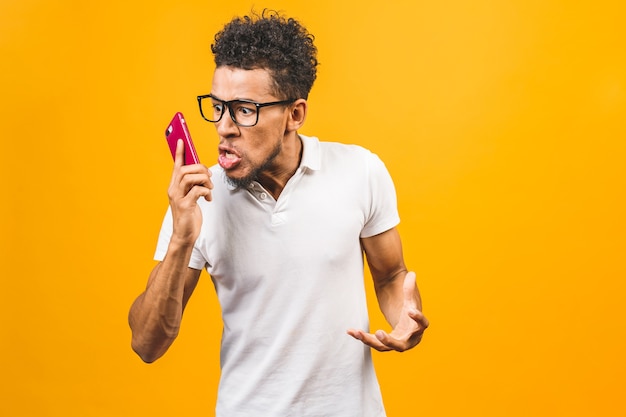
left=286, top=99, right=308, bottom=132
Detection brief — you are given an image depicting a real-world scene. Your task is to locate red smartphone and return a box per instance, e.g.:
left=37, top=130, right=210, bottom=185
left=165, top=112, right=200, bottom=165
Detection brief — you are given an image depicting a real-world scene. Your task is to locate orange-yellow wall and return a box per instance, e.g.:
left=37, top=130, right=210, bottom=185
left=1, top=1, right=624, bottom=416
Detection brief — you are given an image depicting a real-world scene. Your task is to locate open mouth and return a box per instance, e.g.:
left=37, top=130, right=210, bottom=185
left=218, top=146, right=242, bottom=170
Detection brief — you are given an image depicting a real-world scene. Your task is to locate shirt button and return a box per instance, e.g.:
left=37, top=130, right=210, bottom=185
left=259, top=192, right=267, bottom=200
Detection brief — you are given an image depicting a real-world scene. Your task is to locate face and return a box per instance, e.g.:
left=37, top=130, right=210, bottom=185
left=210, top=67, right=292, bottom=188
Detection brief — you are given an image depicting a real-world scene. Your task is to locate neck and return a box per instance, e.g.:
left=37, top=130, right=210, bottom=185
left=257, top=134, right=302, bottom=199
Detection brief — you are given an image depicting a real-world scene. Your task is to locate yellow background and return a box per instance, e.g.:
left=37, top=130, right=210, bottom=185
left=1, top=0, right=624, bottom=416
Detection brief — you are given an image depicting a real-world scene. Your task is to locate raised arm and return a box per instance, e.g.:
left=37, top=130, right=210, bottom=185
left=347, top=227, right=429, bottom=352
left=128, top=140, right=212, bottom=362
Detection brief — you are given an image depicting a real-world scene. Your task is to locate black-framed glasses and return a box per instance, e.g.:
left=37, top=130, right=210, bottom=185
left=197, top=94, right=296, bottom=127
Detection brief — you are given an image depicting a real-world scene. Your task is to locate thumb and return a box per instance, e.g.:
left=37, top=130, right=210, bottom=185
left=403, top=271, right=417, bottom=307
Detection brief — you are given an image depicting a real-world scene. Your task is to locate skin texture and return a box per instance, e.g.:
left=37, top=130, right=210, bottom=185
left=128, top=66, right=428, bottom=363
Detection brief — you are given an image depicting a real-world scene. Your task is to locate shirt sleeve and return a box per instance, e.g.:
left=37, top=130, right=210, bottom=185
left=360, top=152, right=401, bottom=238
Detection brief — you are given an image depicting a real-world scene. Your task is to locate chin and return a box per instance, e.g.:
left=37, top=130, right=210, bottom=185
left=223, top=170, right=256, bottom=189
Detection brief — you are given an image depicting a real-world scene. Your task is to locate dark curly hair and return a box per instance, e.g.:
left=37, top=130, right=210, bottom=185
left=211, top=10, right=318, bottom=100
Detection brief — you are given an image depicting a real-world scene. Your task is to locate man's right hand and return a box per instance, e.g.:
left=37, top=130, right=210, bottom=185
left=129, top=140, right=209, bottom=363
left=168, top=139, right=213, bottom=244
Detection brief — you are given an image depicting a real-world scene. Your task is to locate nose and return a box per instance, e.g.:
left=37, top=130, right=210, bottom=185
left=215, top=106, right=240, bottom=137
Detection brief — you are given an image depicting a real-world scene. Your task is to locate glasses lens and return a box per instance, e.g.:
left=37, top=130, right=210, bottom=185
left=199, top=97, right=221, bottom=122
left=230, top=102, right=258, bottom=127
left=199, top=97, right=259, bottom=127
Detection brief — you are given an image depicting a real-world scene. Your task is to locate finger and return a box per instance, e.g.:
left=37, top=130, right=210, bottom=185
left=180, top=181, right=213, bottom=203
left=168, top=140, right=186, bottom=191
left=186, top=184, right=213, bottom=202
left=374, top=330, right=409, bottom=352
left=174, top=139, right=185, bottom=168
left=169, top=168, right=212, bottom=203
left=409, top=309, right=430, bottom=330
left=347, top=329, right=392, bottom=352
left=204, top=169, right=213, bottom=200
left=178, top=172, right=213, bottom=193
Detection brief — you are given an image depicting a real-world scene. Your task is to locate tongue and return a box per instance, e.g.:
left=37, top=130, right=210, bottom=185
left=218, top=152, right=242, bottom=170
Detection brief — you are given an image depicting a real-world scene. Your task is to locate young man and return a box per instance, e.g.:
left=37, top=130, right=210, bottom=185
left=129, top=10, right=428, bottom=417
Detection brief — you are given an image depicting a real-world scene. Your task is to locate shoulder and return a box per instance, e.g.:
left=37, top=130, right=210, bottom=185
left=320, top=141, right=387, bottom=177
left=301, top=134, right=379, bottom=168
left=320, top=139, right=372, bottom=157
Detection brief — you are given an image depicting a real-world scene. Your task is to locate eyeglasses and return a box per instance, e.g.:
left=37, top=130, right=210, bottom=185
left=197, top=94, right=295, bottom=127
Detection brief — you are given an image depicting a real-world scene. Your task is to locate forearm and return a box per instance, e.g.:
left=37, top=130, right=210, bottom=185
left=129, top=239, right=198, bottom=362
left=375, top=270, right=422, bottom=327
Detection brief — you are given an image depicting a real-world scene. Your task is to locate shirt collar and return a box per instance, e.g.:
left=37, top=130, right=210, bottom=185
left=298, top=134, right=321, bottom=172
left=221, top=134, right=321, bottom=191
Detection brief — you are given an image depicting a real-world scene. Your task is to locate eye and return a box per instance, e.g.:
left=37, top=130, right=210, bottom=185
left=212, top=103, right=224, bottom=114
left=234, top=103, right=257, bottom=117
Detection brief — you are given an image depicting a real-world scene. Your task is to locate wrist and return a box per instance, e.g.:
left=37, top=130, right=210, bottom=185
left=167, top=234, right=197, bottom=256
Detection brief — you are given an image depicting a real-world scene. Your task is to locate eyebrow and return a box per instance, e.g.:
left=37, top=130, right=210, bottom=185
left=208, top=93, right=225, bottom=101
left=209, top=94, right=256, bottom=103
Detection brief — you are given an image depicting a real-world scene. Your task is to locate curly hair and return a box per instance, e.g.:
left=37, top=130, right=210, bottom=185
left=211, top=10, right=318, bottom=100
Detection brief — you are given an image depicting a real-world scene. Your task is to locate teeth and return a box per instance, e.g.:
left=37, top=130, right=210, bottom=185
left=225, top=152, right=237, bottom=159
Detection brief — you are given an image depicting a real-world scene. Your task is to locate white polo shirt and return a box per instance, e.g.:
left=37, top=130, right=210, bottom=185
left=155, top=135, right=400, bottom=417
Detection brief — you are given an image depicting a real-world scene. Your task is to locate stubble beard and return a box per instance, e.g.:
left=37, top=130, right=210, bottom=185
left=224, top=140, right=283, bottom=189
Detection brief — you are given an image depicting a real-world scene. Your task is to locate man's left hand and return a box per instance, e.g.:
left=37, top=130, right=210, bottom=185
left=347, top=272, right=429, bottom=352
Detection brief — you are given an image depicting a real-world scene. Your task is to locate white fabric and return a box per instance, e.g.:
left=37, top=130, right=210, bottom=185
left=155, top=135, right=400, bottom=417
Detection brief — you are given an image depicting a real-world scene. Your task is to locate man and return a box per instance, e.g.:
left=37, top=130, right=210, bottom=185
left=129, top=10, right=428, bottom=417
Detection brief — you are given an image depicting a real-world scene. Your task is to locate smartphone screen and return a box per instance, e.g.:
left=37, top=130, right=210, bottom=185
left=165, top=112, right=200, bottom=165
